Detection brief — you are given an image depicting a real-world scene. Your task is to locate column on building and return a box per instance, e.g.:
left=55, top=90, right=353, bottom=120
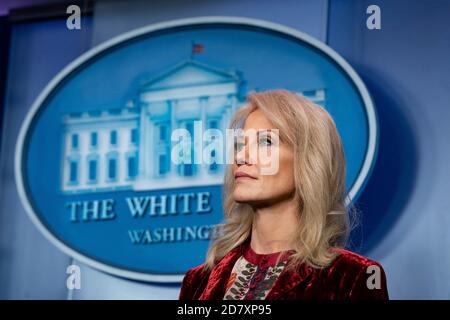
left=169, top=99, right=177, bottom=179
left=138, top=102, right=148, bottom=181
left=222, top=97, right=234, bottom=166
left=199, top=96, right=208, bottom=178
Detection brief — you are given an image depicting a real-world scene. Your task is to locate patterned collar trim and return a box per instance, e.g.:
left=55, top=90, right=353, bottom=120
left=243, top=242, right=295, bottom=266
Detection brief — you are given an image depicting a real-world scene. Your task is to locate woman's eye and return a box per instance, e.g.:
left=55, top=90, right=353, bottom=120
left=235, top=142, right=245, bottom=151
left=259, top=137, right=272, bottom=146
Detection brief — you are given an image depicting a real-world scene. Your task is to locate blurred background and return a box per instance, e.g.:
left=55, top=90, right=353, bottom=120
left=0, top=0, right=449, bottom=299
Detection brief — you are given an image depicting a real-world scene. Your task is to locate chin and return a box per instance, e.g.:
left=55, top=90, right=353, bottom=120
left=233, top=191, right=264, bottom=204
left=232, top=195, right=250, bottom=203
left=232, top=192, right=254, bottom=203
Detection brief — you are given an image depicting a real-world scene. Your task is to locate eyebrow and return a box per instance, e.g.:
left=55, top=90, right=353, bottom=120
left=235, top=129, right=276, bottom=143
left=256, top=129, right=275, bottom=138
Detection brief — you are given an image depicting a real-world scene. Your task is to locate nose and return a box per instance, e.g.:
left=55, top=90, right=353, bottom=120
left=235, top=137, right=251, bottom=166
left=235, top=146, right=248, bottom=166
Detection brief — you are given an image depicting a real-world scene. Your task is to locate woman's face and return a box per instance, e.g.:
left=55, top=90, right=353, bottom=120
left=232, top=108, right=296, bottom=207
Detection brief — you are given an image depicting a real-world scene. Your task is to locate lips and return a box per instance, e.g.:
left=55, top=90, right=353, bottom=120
left=234, top=171, right=257, bottom=179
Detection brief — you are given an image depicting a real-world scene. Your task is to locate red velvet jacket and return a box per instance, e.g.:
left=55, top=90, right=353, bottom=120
left=179, top=242, right=389, bottom=300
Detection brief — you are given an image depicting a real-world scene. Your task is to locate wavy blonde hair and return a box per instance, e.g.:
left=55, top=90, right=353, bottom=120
left=204, top=89, right=354, bottom=272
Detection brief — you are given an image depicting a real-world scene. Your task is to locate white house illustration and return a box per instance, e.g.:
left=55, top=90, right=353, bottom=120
left=61, top=60, right=326, bottom=193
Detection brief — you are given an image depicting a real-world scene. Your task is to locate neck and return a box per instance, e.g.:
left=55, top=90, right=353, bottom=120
left=250, top=197, right=299, bottom=254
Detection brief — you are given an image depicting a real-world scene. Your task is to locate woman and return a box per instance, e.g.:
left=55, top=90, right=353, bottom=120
left=179, top=89, right=388, bottom=300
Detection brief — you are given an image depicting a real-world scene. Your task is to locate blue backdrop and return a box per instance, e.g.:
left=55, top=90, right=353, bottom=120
left=0, top=0, right=449, bottom=299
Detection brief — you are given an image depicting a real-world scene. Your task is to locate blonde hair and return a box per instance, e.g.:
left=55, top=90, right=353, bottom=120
left=204, top=89, right=354, bottom=272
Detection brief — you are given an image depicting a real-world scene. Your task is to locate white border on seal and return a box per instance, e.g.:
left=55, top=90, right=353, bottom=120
left=15, top=16, right=378, bottom=283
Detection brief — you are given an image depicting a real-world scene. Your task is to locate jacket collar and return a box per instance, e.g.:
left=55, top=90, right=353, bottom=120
left=198, top=240, right=314, bottom=300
